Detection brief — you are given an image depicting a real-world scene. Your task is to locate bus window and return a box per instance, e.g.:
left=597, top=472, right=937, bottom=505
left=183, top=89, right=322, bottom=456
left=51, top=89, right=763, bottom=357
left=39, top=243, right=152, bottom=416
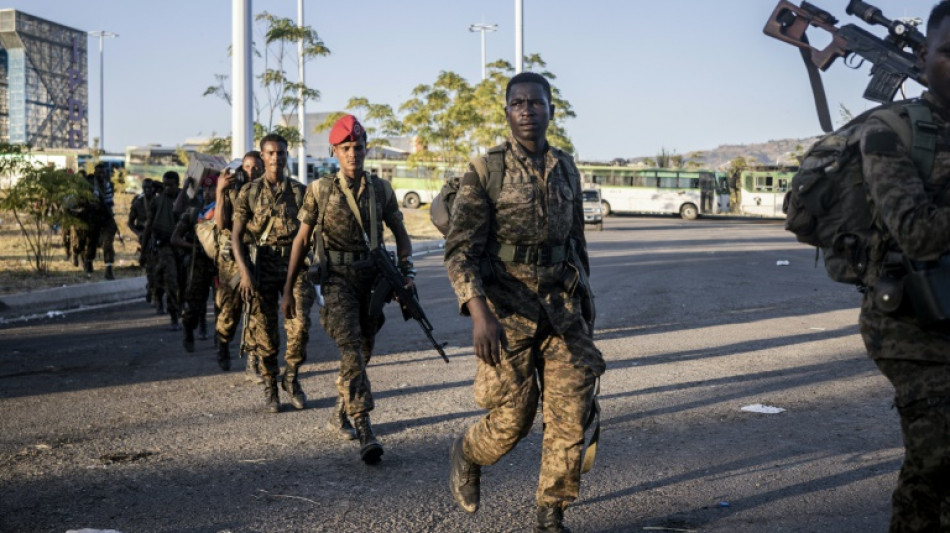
left=777, top=178, right=789, bottom=192
left=754, top=175, right=774, bottom=191
left=659, top=176, right=678, bottom=189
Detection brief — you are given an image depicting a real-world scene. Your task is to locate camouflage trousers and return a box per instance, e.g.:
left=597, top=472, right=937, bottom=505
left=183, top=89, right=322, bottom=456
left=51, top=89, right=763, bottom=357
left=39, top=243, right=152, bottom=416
left=97, top=217, right=117, bottom=264
left=181, top=252, right=216, bottom=331
left=319, top=265, right=382, bottom=417
left=245, top=255, right=316, bottom=378
left=874, top=359, right=950, bottom=533
left=153, top=245, right=180, bottom=315
left=462, top=312, right=602, bottom=508
left=145, top=245, right=161, bottom=302
left=214, top=256, right=243, bottom=347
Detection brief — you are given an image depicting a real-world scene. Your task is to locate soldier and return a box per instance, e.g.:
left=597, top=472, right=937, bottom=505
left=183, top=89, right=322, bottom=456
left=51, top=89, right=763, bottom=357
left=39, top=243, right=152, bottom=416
left=858, top=4, right=950, bottom=530
left=216, top=152, right=264, bottom=380
left=282, top=115, right=413, bottom=465
left=232, top=134, right=314, bottom=413
left=143, top=171, right=183, bottom=330
left=129, top=178, right=156, bottom=302
left=444, top=72, right=604, bottom=532
left=173, top=175, right=218, bottom=360
left=92, top=162, right=119, bottom=280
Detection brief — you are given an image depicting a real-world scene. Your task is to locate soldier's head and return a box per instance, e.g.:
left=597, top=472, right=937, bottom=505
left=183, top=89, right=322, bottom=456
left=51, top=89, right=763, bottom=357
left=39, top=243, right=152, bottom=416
left=94, top=162, right=109, bottom=179
left=329, top=114, right=367, bottom=178
left=923, top=1, right=950, bottom=107
left=142, top=178, right=156, bottom=198
left=201, top=174, right=218, bottom=204
left=505, top=72, right=554, bottom=150
left=259, top=133, right=289, bottom=182
left=162, top=171, right=180, bottom=197
left=241, top=150, right=264, bottom=181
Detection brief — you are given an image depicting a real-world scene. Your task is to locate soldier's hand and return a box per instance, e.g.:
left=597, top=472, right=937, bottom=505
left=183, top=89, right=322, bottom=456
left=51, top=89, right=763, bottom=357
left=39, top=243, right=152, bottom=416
left=218, top=169, right=235, bottom=193
left=281, top=292, right=297, bottom=320
left=239, top=273, right=256, bottom=302
left=467, top=297, right=503, bottom=366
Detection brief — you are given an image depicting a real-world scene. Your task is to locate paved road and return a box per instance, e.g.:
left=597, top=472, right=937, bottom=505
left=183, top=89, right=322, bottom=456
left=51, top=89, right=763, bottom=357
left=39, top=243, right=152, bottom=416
left=0, top=216, right=899, bottom=533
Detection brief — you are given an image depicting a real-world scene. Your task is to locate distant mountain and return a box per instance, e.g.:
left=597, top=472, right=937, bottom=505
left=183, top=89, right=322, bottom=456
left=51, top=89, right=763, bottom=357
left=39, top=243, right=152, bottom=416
left=590, top=136, right=823, bottom=170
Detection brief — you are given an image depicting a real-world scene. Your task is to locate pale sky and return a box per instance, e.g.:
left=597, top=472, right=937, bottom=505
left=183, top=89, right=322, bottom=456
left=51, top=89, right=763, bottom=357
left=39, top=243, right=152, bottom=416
left=6, top=0, right=935, bottom=161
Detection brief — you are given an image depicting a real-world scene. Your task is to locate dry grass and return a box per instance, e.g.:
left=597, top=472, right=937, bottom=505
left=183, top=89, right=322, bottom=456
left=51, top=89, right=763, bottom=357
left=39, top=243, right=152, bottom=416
left=0, top=193, right=143, bottom=295
left=0, top=198, right=444, bottom=296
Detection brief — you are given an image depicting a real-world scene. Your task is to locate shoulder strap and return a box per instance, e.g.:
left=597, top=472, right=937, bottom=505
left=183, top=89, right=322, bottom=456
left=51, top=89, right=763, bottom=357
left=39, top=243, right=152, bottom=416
left=874, top=102, right=937, bottom=180
left=468, top=144, right=507, bottom=204
left=316, top=177, right=333, bottom=227
left=246, top=179, right=262, bottom=212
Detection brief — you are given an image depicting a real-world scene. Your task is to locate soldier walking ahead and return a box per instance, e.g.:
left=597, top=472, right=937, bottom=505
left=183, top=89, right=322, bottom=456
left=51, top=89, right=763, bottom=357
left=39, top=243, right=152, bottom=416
left=282, top=115, right=414, bottom=465
left=444, top=72, right=604, bottom=532
left=232, top=134, right=315, bottom=413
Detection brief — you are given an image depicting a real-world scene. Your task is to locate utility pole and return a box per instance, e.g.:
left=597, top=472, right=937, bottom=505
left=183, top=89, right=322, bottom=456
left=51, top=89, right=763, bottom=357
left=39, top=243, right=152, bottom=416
left=469, top=23, right=498, bottom=81
left=232, top=0, right=253, bottom=161
left=297, top=0, right=307, bottom=182
left=515, top=0, right=523, bottom=73
left=88, top=30, right=117, bottom=152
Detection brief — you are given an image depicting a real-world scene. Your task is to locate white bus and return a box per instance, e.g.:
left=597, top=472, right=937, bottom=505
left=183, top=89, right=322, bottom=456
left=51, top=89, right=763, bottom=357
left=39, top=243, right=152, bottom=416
left=735, top=166, right=796, bottom=218
left=579, top=165, right=728, bottom=220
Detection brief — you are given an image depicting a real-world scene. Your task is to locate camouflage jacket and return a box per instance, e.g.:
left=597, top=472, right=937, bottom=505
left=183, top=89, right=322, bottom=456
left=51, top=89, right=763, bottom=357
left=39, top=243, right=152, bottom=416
left=233, top=175, right=306, bottom=247
left=128, top=193, right=150, bottom=234
left=859, top=90, right=950, bottom=359
left=298, top=171, right=402, bottom=253
left=444, top=138, right=589, bottom=335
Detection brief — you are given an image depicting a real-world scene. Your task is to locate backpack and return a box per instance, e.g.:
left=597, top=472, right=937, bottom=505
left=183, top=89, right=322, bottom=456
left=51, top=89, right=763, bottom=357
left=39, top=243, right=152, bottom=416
left=429, top=144, right=582, bottom=235
left=783, top=100, right=936, bottom=286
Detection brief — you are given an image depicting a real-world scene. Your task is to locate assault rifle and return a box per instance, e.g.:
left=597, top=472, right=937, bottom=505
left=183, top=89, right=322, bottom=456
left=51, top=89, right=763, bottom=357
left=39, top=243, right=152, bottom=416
left=763, top=0, right=925, bottom=132
left=369, top=248, right=449, bottom=363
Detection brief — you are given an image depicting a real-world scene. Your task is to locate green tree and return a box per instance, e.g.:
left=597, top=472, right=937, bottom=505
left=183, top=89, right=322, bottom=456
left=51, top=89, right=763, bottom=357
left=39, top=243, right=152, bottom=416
left=203, top=12, right=330, bottom=148
left=0, top=144, right=94, bottom=272
left=400, top=71, right=478, bottom=165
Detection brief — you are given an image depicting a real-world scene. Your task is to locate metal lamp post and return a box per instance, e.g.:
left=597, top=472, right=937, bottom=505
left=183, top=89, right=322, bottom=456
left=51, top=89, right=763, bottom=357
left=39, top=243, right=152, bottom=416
left=469, top=22, right=497, bottom=81
left=88, top=30, right=117, bottom=152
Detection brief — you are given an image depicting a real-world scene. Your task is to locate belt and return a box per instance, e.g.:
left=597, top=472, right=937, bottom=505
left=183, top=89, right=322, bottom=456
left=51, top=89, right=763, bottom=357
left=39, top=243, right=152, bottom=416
left=489, top=242, right=567, bottom=266
left=257, top=244, right=292, bottom=258
left=327, top=249, right=369, bottom=265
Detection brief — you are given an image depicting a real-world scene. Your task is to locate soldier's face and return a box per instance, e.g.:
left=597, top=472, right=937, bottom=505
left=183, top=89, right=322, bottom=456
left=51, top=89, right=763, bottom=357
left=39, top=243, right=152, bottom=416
left=261, top=141, right=288, bottom=179
left=163, top=177, right=179, bottom=197
left=924, top=18, right=950, bottom=108
left=332, top=139, right=366, bottom=178
left=506, top=82, right=553, bottom=146
left=242, top=156, right=263, bottom=180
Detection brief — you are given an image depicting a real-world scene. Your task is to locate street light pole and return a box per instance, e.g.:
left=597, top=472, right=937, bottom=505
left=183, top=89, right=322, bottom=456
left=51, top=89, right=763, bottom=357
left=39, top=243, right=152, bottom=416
left=514, top=0, right=523, bottom=73
left=297, top=0, right=307, bottom=182
left=469, top=23, right=498, bottom=81
left=88, top=30, right=117, bottom=152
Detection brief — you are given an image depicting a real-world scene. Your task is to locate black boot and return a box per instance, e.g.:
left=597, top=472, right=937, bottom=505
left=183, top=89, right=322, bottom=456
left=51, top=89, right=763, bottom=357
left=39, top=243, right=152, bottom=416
left=449, top=436, right=481, bottom=513
left=82, top=259, right=93, bottom=275
left=354, top=414, right=383, bottom=465
left=105, top=264, right=114, bottom=280
left=169, top=311, right=181, bottom=332
left=281, top=368, right=306, bottom=410
left=327, top=394, right=357, bottom=440
left=183, top=327, right=195, bottom=352
left=217, top=342, right=231, bottom=371
left=263, top=376, right=280, bottom=413
left=245, top=355, right=264, bottom=384
left=536, top=505, right=570, bottom=533
left=197, top=317, right=208, bottom=340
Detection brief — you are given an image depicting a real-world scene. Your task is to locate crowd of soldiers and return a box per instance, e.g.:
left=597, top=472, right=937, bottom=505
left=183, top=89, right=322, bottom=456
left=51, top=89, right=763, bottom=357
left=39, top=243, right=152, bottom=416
left=62, top=163, right=120, bottom=280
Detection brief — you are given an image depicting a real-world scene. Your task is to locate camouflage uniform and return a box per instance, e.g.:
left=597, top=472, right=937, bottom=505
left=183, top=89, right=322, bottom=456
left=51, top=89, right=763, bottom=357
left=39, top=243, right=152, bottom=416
left=215, top=185, right=247, bottom=350
left=128, top=191, right=150, bottom=267
left=148, top=193, right=181, bottom=319
left=297, top=172, right=403, bottom=417
left=445, top=138, right=605, bottom=508
left=178, top=207, right=217, bottom=333
left=233, top=176, right=315, bottom=379
left=859, top=91, right=950, bottom=532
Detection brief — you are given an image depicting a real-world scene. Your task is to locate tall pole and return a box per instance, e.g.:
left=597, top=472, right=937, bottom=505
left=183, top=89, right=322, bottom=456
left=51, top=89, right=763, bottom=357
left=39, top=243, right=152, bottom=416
left=515, top=0, right=523, bottom=73
left=88, top=31, right=116, bottom=152
left=469, top=23, right=498, bottom=81
left=232, top=0, right=253, bottom=161
left=297, top=0, right=307, bottom=182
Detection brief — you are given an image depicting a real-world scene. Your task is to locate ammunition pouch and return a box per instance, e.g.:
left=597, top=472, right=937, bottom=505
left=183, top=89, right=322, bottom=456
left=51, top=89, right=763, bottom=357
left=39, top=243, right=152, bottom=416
left=903, top=254, right=950, bottom=330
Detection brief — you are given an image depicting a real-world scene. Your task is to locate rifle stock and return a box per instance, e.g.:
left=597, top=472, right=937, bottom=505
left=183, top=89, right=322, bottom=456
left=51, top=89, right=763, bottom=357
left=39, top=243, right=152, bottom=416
left=369, top=247, right=449, bottom=363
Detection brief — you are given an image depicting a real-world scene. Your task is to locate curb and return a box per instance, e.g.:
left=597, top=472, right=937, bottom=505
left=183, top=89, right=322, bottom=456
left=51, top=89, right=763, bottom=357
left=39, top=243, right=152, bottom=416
left=0, top=239, right=445, bottom=322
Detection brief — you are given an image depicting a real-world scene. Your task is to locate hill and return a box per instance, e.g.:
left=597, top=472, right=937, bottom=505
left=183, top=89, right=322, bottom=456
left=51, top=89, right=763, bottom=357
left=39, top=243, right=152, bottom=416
left=590, top=136, right=823, bottom=170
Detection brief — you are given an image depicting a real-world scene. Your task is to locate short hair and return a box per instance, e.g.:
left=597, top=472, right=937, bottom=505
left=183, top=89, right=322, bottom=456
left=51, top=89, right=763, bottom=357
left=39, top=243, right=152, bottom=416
left=505, top=72, right=552, bottom=103
left=259, top=133, right=288, bottom=151
left=162, top=171, right=180, bottom=183
left=243, top=150, right=262, bottom=162
left=927, top=1, right=950, bottom=36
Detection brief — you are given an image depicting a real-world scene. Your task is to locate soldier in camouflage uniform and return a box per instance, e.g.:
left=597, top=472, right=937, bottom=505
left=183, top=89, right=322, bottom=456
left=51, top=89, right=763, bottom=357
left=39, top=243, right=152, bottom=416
left=282, top=115, right=413, bottom=465
left=173, top=175, right=218, bottom=361
left=859, top=4, right=950, bottom=531
left=444, top=72, right=604, bottom=533
left=232, top=134, right=315, bottom=413
left=143, top=171, right=183, bottom=330
left=216, top=152, right=264, bottom=381
left=129, top=179, right=156, bottom=301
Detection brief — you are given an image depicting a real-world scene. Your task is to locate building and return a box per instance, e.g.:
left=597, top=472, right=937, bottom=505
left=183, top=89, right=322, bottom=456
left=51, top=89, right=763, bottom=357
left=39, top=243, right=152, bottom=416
left=0, top=9, right=88, bottom=149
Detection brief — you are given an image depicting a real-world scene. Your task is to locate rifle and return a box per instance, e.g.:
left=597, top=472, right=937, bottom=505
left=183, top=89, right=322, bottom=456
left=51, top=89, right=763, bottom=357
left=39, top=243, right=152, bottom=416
left=368, top=247, right=449, bottom=363
left=763, top=0, right=925, bottom=132
left=239, top=299, right=252, bottom=359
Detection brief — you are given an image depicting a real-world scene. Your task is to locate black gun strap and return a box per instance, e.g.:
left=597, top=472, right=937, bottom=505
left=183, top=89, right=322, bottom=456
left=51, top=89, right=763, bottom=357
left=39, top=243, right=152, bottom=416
left=800, top=34, right=834, bottom=133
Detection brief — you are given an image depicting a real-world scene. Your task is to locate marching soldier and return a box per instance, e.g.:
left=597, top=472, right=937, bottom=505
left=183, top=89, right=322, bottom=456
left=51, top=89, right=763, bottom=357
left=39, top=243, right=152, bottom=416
left=143, top=171, right=184, bottom=330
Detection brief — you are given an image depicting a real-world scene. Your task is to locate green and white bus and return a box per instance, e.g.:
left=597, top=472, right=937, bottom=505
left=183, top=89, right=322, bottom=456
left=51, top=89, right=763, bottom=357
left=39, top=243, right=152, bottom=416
left=579, top=165, right=729, bottom=220
left=736, top=166, right=797, bottom=218
left=364, top=158, right=464, bottom=208
left=125, top=146, right=190, bottom=190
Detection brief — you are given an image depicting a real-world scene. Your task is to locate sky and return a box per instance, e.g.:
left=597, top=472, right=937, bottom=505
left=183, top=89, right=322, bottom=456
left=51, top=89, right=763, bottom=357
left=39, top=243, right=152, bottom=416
left=5, top=0, right=937, bottom=161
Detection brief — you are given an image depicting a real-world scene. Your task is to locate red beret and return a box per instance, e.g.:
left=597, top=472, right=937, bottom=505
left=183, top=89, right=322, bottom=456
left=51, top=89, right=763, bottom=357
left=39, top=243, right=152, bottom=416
left=201, top=173, right=218, bottom=188
left=329, top=114, right=364, bottom=145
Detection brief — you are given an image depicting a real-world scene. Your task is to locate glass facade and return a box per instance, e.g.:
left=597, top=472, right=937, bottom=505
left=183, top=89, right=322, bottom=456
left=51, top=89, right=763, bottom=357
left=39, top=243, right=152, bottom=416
left=0, top=9, right=87, bottom=149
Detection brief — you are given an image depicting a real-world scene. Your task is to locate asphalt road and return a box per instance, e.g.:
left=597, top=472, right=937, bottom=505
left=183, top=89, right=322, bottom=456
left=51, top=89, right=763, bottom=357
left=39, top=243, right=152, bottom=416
left=0, top=216, right=899, bottom=533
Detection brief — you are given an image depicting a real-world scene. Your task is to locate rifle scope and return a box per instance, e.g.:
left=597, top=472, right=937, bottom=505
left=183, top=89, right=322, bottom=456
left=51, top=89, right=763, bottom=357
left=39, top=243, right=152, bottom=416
left=846, top=0, right=925, bottom=49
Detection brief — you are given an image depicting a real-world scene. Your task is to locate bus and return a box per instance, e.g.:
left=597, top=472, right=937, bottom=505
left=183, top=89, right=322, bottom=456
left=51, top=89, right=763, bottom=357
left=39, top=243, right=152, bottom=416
left=735, top=166, right=796, bottom=218
left=125, top=145, right=190, bottom=191
left=578, top=165, right=729, bottom=220
left=364, top=158, right=464, bottom=208
left=289, top=156, right=338, bottom=183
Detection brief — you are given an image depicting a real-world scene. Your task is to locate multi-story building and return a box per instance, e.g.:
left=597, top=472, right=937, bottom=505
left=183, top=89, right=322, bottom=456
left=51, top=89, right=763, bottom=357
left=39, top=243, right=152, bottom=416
left=0, top=9, right=87, bottom=149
